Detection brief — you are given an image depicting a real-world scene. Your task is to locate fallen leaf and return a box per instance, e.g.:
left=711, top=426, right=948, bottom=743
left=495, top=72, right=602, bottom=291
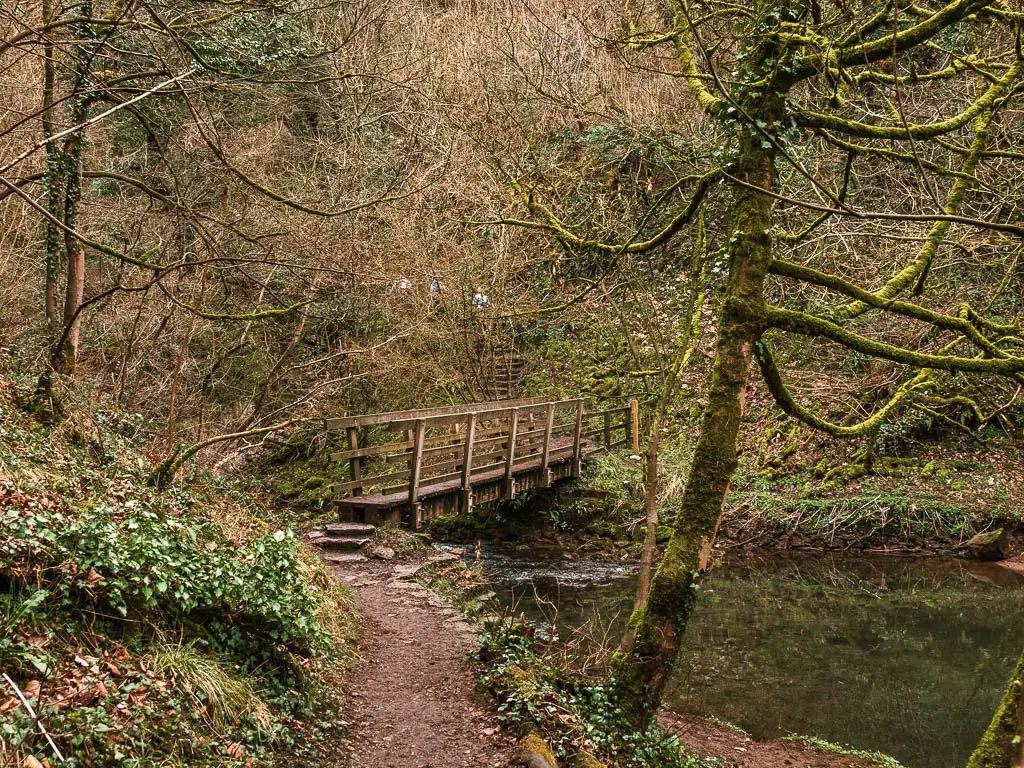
left=227, top=743, right=244, bottom=758
left=24, top=680, right=40, bottom=699
left=128, top=689, right=148, bottom=705
left=23, top=757, right=44, bottom=768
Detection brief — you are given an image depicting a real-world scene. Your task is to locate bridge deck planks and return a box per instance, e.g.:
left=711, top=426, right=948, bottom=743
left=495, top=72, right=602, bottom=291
left=337, top=445, right=578, bottom=511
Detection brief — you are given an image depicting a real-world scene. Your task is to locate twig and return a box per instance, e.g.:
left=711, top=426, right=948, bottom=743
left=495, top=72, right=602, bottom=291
left=2, top=673, right=65, bottom=762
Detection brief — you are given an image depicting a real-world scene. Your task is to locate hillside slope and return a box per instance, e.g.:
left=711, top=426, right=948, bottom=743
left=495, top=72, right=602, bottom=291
left=0, top=369, right=355, bottom=767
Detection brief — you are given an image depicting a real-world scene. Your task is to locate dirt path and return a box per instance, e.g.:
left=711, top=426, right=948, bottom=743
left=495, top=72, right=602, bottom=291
left=327, top=558, right=518, bottom=768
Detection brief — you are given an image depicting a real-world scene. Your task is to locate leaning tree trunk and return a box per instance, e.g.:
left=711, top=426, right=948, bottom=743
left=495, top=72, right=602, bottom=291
left=631, top=209, right=711, bottom=612
left=967, top=648, right=1024, bottom=768
left=610, top=90, right=781, bottom=728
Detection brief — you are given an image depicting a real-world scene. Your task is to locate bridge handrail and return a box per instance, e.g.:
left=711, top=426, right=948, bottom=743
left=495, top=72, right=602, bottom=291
left=324, top=395, right=548, bottom=431
left=327, top=397, right=640, bottom=529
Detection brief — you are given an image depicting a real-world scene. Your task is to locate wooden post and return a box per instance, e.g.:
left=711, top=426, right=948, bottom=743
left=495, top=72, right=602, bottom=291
left=629, top=398, right=640, bottom=455
left=346, top=427, right=362, bottom=495
left=540, top=401, right=555, bottom=487
left=503, top=407, right=520, bottom=499
left=571, top=399, right=584, bottom=477
left=460, top=413, right=477, bottom=515
left=603, top=411, right=611, bottom=447
left=408, top=418, right=426, bottom=529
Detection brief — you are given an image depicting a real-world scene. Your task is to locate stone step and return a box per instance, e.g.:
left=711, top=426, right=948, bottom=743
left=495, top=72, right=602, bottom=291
left=324, top=522, right=376, bottom=537
left=317, top=536, right=371, bottom=551
left=322, top=552, right=367, bottom=565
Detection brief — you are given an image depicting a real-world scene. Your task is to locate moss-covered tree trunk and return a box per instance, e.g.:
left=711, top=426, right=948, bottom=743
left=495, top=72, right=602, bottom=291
left=52, top=10, right=91, bottom=374
left=967, top=648, right=1024, bottom=768
left=611, top=41, right=786, bottom=726
left=41, top=0, right=61, bottom=332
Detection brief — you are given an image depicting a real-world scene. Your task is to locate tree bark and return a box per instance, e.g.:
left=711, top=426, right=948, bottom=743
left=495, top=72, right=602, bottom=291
left=41, top=0, right=61, bottom=331
left=51, top=11, right=91, bottom=374
left=610, top=85, right=780, bottom=727
left=967, top=648, right=1024, bottom=768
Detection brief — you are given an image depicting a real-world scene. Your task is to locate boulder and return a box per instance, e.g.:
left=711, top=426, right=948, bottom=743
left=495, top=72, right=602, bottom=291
left=964, top=528, right=1010, bottom=561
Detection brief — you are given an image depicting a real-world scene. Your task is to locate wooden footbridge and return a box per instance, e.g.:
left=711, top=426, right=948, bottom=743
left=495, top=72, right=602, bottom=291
left=324, top=396, right=639, bottom=529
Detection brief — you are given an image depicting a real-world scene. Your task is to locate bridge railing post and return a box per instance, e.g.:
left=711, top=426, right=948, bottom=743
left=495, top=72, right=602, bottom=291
left=460, top=412, right=477, bottom=515
left=571, top=399, right=584, bottom=477
left=503, top=407, right=520, bottom=499
left=540, top=401, right=555, bottom=487
left=346, top=426, right=362, bottom=496
left=629, top=398, right=640, bottom=455
left=408, top=418, right=426, bottom=529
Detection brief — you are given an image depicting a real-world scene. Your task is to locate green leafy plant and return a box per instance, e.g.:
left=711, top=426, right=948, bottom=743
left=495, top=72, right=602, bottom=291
left=478, top=620, right=720, bottom=768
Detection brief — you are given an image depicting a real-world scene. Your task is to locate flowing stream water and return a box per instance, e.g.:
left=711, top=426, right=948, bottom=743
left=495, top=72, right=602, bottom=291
left=456, top=544, right=1024, bottom=768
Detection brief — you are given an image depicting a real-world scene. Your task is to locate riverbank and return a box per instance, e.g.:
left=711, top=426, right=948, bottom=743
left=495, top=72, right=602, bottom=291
left=318, top=534, right=951, bottom=768
left=0, top=375, right=357, bottom=767
left=305, top=536, right=913, bottom=768
left=451, top=540, right=1020, bottom=768
left=663, top=713, right=904, bottom=768
left=415, top=443, right=1024, bottom=561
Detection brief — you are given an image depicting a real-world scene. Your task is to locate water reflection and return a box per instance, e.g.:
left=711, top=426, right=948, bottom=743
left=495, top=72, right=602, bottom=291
left=464, top=546, right=1024, bottom=768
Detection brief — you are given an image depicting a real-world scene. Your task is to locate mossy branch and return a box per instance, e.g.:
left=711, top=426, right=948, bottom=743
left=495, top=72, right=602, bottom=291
left=765, top=305, right=1024, bottom=375
left=795, top=59, right=1020, bottom=140
left=158, top=284, right=311, bottom=321
left=148, top=418, right=304, bottom=489
left=768, top=258, right=1020, bottom=356
left=793, top=0, right=994, bottom=79
left=502, top=168, right=721, bottom=256
left=755, top=341, right=930, bottom=436
left=673, top=33, right=726, bottom=116
left=830, top=105, right=999, bottom=321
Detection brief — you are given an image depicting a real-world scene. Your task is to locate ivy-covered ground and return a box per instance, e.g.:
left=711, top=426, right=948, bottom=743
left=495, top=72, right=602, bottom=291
left=0, top=371, right=357, bottom=767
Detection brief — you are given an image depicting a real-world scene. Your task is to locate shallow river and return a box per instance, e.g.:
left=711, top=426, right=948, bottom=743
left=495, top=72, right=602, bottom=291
left=458, top=545, right=1024, bottom=768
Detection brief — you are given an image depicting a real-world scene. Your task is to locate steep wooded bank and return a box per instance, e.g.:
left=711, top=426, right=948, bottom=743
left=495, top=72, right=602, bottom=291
left=0, top=365, right=356, bottom=766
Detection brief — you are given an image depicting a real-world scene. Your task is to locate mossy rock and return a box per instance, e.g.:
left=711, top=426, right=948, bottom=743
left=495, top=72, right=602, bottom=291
left=519, top=730, right=558, bottom=768
left=963, top=528, right=1009, bottom=561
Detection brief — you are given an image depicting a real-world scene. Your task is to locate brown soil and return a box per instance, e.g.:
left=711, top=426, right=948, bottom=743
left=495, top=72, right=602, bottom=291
left=663, top=713, right=889, bottom=768
left=327, top=558, right=519, bottom=768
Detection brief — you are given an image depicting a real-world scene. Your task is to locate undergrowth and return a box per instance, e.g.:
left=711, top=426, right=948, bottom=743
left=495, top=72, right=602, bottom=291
left=477, top=620, right=721, bottom=768
left=781, top=735, right=908, bottom=768
left=0, top=376, right=357, bottom=767
left=525, top=446, right=1021, bottom=551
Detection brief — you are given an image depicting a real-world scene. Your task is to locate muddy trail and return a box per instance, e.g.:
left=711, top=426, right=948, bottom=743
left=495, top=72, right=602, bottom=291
left=327, top=557, right=517, bottom=768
